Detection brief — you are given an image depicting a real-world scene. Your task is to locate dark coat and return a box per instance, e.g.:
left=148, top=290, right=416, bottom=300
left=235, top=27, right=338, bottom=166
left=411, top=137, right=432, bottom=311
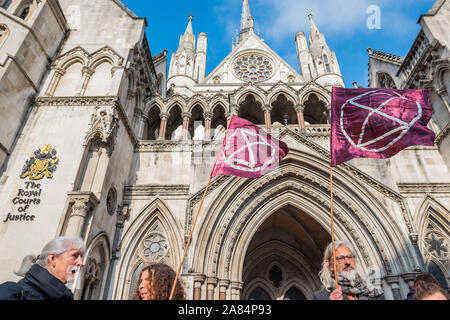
left=313, top=288, right=385, bottom=300
left=0, top=264, right=74, bottom=300
left=405, top=290, right=414, bottom=300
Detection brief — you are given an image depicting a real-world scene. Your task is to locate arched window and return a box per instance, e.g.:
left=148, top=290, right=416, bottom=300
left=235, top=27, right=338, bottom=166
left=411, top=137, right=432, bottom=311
left=129, top=262, right=144, bottom=299
left=238, top=94, right=265, bottom=125
left=269, top=265, right=283, bottom=288
left=75, top=139, right=109, bottom=194
left=323, top=54, right=331, bottom=73
left=427, top=261, right=448, bottom=290
left=81, top=258, right=103, bottom=300
left=248, top=287, right=271, bottom=300
left=18, top=6, right=30, bottom=20
left=378, top=72, right=397, bottom=89
left=303, top=93, right=329, bottom=125
left=284, top=287, right=307, bottom=300
left=144, top=105, right=161, bottom=140
left=1, top=0, right=12, bottom=10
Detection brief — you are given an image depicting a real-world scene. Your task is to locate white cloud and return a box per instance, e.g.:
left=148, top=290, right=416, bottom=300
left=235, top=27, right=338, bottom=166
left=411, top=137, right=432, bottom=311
left=257, top=0, right=373, bottom=41
left=235, top=0, right=423, bottom=44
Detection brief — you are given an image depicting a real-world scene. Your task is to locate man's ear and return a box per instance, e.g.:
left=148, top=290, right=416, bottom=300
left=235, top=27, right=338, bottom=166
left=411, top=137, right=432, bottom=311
left=326, top=259, right=334, bottom=272
left=48, top=254, right=56, bottom=267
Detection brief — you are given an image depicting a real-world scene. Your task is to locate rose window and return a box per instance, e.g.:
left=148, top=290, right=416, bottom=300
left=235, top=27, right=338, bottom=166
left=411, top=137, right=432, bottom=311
left=234, top=54, right=273, bottom=83
left=425, top=231, right=448, bottom=260
left=140, top=232, right=168, bottom=261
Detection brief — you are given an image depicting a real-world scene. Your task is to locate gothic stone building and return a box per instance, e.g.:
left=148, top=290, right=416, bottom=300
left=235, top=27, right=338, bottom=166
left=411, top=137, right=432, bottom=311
left=0, top=0, right=449, bottom=300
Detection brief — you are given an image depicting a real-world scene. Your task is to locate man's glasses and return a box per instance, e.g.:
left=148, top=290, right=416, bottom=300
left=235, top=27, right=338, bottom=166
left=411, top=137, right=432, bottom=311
left=335, top=254, right=354, bottom=263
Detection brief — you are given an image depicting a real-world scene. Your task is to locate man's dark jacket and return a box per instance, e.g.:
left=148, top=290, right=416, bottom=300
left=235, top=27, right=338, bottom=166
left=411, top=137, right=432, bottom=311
left=0, top=264, right=74, bottom=300
left=313, top=288, right=385, bottom=300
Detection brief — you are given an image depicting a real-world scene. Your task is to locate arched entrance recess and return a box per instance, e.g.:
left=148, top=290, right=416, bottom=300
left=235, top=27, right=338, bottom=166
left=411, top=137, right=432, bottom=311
left=241, top=206, right=330, bottom=300
left=190, top=151, right=418, bottom=300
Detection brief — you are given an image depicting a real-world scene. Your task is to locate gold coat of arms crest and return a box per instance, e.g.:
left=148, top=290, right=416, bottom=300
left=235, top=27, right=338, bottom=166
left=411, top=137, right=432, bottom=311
left=20, top=144, right=60, bottom=180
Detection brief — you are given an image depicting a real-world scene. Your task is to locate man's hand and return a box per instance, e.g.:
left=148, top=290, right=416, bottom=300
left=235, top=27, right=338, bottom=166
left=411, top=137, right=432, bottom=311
left=329, top=286, right=343, bottom=300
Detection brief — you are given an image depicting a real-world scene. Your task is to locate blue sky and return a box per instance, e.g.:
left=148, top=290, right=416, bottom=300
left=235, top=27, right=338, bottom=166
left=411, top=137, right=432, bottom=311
left=121, top=0, right=436, bottom=88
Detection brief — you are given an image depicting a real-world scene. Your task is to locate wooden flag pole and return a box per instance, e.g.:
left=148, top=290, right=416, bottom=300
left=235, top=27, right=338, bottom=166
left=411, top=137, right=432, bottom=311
left=330, top=167, right=339, bottom=290
left=169, top=175, right=213, bottom=300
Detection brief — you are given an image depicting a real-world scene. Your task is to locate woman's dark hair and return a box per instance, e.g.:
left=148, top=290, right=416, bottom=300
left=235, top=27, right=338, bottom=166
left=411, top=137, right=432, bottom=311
left=414, top=273, right=449, bottom=300
left=132, top=263, right=185, bottom=300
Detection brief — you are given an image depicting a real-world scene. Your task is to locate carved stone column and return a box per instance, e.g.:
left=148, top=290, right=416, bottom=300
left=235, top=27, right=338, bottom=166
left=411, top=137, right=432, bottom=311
left=204, top=112, right=213, bottom=140
left=401, top=272, right=419, bottom=292
left=193, top=275, right=206, bottom=300
left=136, top=111, right=146, bottom=140
left=65, top=192, right=99, bottom=237
left=326, top=105, right=331, bottom=124
left=295, top=104, right=306, bottom=130
left=219, top=280, right=230, bottom=300
left=385, top=275, right=402, bottom=300
left=182, top=112, right=192, bottom=140
left=263, top=105, right=272, bottom=131
left=230, top=281, right=243, bottom=300
left=207, top=277, right=218, bottom=300
left=230, top=104, right=239, bottom=117
left=78, top=67, right=95, bottom=96
left=45, top=67, right=66, bottom=97
left=158, top=112, right=169, bottom=140
left=102, top=204, right=130, bottom=300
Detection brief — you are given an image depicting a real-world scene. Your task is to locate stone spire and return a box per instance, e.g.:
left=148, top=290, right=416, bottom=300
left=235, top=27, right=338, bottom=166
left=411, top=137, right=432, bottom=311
left=302, top=13, right=342, bottom=80
left=177, top=15, right=195, bottom=52
left=184, top=14, right=194, bottom=35
left=307, top=14, right=328, bottom=58
left=308, top=14, right=320, bottom=41
left=240, top=0, right=254, bottom=39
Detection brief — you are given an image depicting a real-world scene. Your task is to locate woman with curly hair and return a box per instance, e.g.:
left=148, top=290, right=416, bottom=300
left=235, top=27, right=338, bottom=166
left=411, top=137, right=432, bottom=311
left=132, top=263, right=185, bottom=300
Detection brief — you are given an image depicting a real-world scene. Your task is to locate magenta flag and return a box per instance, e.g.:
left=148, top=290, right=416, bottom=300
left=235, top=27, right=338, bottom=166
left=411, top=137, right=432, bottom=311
left=211, top=116, right=289, bottom=178
left=331, top=87, right=435, bottom=167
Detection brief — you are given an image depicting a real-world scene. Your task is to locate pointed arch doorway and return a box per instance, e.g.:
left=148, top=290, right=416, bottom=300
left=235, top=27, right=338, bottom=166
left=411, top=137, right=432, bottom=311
left=241, top=205, right=331, bottom=300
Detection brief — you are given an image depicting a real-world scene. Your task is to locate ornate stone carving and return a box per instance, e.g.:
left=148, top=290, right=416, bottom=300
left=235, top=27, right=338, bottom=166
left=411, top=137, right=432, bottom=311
left=233, top=53, right=274, bottom=83
left=294, top=104, right=305, bottom=113
left=71, top=199, right=90, bottom=219
left=34, top=96, right=138, bottom=147
left=189, top=165, right=394, bottom=277
left=124, top=185, right=190, bottom=199
left=424, top=230, right=449, bottom=261
left=139, top=232, right=169, bottom=263
left=435, top=121, right=450, bottom=147
left=84, top=106, right=119, bottom=155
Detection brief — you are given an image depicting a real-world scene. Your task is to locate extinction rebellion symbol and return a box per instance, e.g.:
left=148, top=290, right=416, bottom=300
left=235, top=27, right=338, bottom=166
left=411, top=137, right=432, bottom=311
left=222, top=128, right=276, bottom=173
left=340, top=90, right=424, bottom=153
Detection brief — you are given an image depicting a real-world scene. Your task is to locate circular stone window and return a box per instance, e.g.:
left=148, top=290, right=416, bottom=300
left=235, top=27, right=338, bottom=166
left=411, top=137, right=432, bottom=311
left=233, top=53, right=274, bottom=83
left=106, top=188, right=117, bottom=216
left=139, top=232, right=168, bottom=262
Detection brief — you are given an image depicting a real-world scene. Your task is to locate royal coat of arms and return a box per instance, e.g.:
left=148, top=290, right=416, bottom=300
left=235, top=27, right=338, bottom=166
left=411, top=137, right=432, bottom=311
left=20, top=144, right=60, bottom=180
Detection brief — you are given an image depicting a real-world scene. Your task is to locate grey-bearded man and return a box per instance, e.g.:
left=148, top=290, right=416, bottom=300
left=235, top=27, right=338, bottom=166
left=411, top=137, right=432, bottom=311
left=313, top=241, right=384, bottom=300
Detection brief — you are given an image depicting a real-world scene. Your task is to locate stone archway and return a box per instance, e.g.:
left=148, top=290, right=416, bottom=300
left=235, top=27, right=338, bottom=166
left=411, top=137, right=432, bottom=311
left=190, top=151, right=419, bottom=300
left=241, top=206, right=330, bottom=300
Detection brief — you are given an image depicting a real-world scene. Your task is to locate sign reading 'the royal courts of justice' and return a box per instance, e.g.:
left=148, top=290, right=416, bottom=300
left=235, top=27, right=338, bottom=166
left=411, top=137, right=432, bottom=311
left=3, top=144, right=59, bottom=223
